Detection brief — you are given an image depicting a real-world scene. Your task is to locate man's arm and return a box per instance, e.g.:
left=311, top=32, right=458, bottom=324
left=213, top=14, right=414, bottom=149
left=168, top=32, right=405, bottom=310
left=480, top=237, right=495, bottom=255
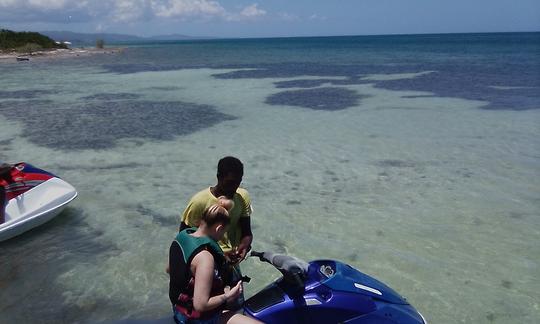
left=235, top=190, right=253, bottom=259
left=236, top=217, right=253, bottom=259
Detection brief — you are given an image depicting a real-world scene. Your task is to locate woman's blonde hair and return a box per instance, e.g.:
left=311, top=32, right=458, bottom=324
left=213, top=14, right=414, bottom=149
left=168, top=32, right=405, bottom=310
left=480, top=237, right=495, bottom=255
left=202, top=203, right=230, bottom=227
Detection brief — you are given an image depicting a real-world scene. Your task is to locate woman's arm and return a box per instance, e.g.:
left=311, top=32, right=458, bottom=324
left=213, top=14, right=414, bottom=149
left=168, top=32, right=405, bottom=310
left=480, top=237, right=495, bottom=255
left=191, top=250, right=242, bottom=312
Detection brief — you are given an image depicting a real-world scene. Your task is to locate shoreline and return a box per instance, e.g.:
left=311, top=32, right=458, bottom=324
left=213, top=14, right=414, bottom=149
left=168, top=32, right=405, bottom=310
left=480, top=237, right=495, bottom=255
left=0, top=47, right=124, bottom=63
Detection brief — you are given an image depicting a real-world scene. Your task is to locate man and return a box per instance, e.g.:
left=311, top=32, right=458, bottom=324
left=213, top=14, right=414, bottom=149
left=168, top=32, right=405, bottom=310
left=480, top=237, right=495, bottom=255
left=181, top=156, right=253, bottom=265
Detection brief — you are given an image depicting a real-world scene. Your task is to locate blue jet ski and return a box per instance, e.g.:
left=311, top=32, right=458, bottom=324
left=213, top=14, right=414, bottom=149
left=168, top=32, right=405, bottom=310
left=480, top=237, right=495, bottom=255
left=243, top=251, right=427, bottom=324
left=108, top=251, right=427, bottom=324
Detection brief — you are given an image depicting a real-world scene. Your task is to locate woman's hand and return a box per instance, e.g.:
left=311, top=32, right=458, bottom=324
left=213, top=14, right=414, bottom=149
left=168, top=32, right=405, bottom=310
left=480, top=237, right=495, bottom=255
left=223, top=281, right=243, bottom=303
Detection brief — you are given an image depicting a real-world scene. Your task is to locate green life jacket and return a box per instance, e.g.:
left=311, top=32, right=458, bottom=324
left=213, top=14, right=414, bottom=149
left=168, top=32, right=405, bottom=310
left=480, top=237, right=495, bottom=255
left=172, top=228, right=227, bottom=319
left=176, top=227, right=224, bottom=265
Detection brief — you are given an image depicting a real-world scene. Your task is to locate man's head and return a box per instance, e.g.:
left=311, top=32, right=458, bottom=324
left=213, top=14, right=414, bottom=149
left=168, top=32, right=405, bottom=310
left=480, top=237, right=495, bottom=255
left=216, top=156, right=243, bottom=198
left=201, top=204, right=231, bottom=240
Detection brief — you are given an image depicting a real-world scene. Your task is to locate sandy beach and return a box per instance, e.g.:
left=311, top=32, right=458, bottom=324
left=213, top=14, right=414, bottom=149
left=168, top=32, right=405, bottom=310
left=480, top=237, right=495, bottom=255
left=0, top=47, right=124, bottom=63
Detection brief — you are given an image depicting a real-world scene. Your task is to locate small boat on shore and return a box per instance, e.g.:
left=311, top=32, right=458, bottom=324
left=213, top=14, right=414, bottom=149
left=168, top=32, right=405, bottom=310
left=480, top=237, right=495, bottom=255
left=0, top=162, right=77, bottom=242
left=16, top=56, right=30, bottom=61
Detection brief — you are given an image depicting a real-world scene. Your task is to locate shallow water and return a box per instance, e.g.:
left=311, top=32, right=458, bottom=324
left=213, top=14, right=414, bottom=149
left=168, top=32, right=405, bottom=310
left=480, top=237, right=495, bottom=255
left=0, top=33, right=539, bottom=324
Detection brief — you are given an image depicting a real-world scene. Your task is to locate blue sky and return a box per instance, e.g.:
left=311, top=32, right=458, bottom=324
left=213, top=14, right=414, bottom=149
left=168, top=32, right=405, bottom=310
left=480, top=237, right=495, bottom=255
left=0, top=0, right=539, bottom=38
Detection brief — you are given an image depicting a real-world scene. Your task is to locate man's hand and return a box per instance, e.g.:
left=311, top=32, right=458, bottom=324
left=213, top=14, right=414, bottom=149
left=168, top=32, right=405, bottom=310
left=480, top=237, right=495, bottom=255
left=224, top=250, right=242, bottom=265
left=236, top=235, right=253, bottom=260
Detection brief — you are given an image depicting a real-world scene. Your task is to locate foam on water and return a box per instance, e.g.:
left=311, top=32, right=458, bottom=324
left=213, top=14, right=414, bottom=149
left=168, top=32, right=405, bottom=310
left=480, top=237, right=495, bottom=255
left=0, top=39, right=539, bottom=324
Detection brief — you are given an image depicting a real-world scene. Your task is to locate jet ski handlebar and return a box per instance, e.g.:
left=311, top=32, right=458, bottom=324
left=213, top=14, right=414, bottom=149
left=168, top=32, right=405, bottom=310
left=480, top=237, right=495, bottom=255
left=250, top=251, right=309, bottom=273
left=250, top=251, right=309, bottom=294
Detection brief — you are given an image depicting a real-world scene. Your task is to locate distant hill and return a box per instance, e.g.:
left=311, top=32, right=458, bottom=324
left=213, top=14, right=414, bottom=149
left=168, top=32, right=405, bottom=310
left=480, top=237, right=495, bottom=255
left=146, top=33, right=195, bottom=41
left=41, top=31, right=213, bottom=45
left=0, top=29, right=68, bottom=51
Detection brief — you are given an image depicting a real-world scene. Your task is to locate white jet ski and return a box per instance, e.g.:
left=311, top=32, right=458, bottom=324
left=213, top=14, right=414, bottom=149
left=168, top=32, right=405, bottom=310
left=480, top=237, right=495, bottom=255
left=0, top=162, right=78, bottom=242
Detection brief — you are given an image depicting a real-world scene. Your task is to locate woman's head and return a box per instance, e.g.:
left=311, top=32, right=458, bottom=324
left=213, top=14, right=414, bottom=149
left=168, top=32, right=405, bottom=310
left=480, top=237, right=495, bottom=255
left=202, top=204, right=230, bottom=226
left=201, top=203, right=230, bottom=240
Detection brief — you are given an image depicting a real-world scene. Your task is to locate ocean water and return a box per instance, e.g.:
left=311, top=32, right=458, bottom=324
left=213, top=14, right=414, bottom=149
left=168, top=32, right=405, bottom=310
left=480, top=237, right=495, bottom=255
left=0, top=32, right=539, bottom=323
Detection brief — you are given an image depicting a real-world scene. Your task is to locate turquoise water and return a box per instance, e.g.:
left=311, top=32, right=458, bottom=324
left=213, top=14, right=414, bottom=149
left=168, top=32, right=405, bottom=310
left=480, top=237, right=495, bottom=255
left=0, top=32, right=539, bottom=323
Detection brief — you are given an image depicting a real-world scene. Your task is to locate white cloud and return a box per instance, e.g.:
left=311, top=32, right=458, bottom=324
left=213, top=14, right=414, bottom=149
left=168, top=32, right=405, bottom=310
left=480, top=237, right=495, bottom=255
left=276, top=12, right=325, bottom=23
left=0, top=0, right=72, bottom=10
left=0, top=0, right=268, bottom=27
left=278, top=12, right=299, bottom=22
left=0, top=0, right=18, bottom=6
left=0, top=0, right=92, bottom=23
left=95, top=22, right=107, bottom=32
left=309, top=14, right=326, bottom=21
left=151, top=0, right=226, bottom=19
left=112, top=0, right=148, bottom=22
left=27, top=0, right=68, bottom=10
left=240, top=3, right=266, bottom=18
left=225, top=3, right=266, bottom=21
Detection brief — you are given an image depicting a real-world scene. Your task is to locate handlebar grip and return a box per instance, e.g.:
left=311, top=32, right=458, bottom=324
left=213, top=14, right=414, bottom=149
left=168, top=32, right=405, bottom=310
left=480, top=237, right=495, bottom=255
left=250, top=251, right=264, bottom=259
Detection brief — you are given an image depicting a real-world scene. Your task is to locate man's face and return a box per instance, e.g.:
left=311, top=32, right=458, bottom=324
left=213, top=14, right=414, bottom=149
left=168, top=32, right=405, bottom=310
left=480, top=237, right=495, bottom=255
left=218, top=172, right=242, bottom=198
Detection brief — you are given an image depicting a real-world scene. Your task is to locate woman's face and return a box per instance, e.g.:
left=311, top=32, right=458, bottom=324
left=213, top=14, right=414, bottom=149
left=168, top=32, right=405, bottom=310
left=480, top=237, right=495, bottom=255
left=213, top=223, right=230, bottom=241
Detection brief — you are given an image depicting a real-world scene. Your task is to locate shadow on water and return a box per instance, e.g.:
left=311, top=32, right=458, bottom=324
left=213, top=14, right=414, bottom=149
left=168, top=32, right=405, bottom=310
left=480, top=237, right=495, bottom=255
left=0, top=99, right=236, bottom=150
left=0, top=207, right=124, bottom=324
left=136, top=204, right=178, bottom=227
left=100, top=317, right=174, bottom=324
left=0, top=89, right=60, bottom=99
left=214, top=63, right=540, bottom=111
left=265, top=87, right=366, bottom=111
left=80, top=93, right=142, bottom=100
left=98, top=33, right=540, bottom=112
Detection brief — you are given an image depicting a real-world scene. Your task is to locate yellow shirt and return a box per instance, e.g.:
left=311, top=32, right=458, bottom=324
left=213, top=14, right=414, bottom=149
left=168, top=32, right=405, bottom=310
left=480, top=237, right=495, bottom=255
left=181, top=187, right=252, bottom=253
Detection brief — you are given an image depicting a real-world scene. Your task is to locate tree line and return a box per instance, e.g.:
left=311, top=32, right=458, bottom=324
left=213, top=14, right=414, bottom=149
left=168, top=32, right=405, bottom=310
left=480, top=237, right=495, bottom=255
left=0, top=29, right=68, bottom=52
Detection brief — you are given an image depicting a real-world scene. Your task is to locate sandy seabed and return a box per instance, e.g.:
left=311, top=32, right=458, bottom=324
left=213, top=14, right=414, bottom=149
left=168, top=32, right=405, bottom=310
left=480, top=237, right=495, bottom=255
left=0, top=39, right=538, bottom=324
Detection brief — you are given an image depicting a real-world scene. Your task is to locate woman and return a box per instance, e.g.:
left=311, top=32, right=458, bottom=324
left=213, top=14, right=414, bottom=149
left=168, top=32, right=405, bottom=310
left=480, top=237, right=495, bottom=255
left=169, top=201, right=261, bottom=324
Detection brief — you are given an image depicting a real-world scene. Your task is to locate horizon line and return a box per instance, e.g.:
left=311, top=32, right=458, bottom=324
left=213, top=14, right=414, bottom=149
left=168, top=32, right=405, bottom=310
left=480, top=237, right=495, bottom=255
left=44, top=29, right=540, bottom=40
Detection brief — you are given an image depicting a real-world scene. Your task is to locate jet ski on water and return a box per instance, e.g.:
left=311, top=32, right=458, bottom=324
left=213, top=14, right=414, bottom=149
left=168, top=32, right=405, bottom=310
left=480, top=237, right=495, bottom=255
left=244, top=251, right=427, bottom=324
left=104, top=251, right=427, bottom=324
left=0, top=162, right=78, bottom=242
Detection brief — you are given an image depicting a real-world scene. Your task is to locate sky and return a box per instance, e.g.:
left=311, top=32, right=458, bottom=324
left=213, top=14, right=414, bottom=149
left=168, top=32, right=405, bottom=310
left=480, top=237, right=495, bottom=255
left=0, top=0, right=539, bottom=38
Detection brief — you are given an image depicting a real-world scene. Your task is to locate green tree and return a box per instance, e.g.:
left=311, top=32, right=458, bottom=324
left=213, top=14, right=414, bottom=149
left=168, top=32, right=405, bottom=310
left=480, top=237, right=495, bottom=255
left=15, top=43, right=42, bottom=54
left=0, top=29, right=67, bottom=51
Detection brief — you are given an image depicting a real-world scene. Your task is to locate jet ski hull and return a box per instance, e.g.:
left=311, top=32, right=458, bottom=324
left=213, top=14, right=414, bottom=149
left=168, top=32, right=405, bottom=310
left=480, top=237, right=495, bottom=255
left=244, top=255, right=426, bottom=324
left=0, top=164, right=77, bottom=242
